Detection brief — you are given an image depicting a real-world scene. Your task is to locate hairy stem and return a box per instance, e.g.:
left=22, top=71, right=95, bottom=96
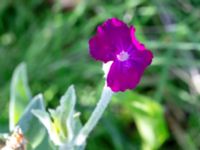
left=75, top=86, right=113, bottom=146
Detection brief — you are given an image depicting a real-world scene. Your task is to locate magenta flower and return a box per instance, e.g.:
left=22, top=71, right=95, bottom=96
left=89, top=18, right=153, bottom=92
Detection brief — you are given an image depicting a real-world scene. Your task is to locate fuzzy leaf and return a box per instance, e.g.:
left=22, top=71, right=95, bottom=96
left=9, top=63, right=32, bottom=131
left=49, top=85, right=76, bottom=141
left=31, top=109, right=62, bottom=145
left=33, top=85, right=78, bottom=146
left=60, top=85, right=76, bottom=141
left=18, top=94, right=46, bottom=148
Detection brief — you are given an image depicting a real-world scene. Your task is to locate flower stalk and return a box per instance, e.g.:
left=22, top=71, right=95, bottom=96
left=75, top=85, right=113, bottom=146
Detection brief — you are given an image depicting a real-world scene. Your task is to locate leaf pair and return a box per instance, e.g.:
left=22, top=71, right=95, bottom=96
left=32, top=86, right=83, bottom=150
left=8, top=63, right=46, bottom=149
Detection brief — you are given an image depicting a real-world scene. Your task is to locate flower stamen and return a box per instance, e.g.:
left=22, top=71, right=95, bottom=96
left=117, top=51, right=129, bottom=61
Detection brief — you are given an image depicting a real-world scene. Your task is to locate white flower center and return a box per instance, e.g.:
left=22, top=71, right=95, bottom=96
left=117, top=51, right=129, bottom=61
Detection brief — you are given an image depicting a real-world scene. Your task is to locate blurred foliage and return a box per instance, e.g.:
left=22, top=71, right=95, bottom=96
left=0, top=0, right=200, bottom=149
left=113, top=92, right=169, bottom=150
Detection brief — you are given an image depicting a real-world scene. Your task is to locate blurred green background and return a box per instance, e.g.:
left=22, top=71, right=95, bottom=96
left=1, top=0, right=200, bottom=149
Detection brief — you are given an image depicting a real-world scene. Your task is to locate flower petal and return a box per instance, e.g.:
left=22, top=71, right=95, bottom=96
left=107, top=60, right=146, bottom=92
left=130, top=26, right=146, bottom=51
left=130, top=49, right=153, bottom=68
left=89, top=18, right=132, bottom=63
left=89, top=35, right=115, bottom=62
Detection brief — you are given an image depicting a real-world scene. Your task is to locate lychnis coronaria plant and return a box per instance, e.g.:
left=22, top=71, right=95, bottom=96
left=32, top=18, right=153, bottom=150
left=75, top=18, right=153, bottom=147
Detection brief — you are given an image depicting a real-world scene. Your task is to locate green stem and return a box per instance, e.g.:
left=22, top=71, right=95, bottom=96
left=75, top=86, right=113, bottom=146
